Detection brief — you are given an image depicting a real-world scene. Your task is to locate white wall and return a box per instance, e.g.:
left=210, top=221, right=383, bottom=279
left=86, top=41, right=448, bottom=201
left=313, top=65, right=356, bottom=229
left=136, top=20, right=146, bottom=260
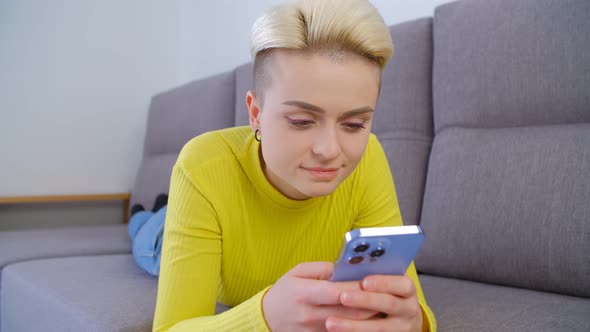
left=0, top=0, right=452, bottom=197
left=0, top=0, right=179, bottom=196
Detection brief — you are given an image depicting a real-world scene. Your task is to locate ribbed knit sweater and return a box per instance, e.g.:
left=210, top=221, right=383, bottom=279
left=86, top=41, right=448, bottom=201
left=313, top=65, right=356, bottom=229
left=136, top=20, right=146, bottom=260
left=152, top=126, right=436, bottom=331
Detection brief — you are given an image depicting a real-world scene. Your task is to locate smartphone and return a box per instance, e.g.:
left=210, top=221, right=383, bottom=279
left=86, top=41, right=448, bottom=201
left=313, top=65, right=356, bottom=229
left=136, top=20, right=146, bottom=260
left=330, top=225, right=424, bottom=282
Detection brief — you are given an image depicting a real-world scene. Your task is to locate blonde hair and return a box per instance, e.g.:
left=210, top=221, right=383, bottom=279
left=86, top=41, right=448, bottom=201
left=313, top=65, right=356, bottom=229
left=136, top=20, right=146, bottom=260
left=250, top=0, right=393, bottom=99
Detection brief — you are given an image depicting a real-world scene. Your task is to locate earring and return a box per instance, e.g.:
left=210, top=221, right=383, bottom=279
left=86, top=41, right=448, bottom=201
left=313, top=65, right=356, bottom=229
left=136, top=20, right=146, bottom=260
left=254, top=129, right=262, bottom=142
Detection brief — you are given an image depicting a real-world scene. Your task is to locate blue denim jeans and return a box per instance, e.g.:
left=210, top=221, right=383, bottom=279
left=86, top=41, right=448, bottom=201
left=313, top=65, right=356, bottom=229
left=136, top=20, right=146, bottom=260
left=128, top=206, right=166, bottom=277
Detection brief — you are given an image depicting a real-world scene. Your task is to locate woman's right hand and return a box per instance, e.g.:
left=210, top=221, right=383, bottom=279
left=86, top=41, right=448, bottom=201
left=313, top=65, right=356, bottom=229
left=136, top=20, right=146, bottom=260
left=262, top=262, right=378, bottom=332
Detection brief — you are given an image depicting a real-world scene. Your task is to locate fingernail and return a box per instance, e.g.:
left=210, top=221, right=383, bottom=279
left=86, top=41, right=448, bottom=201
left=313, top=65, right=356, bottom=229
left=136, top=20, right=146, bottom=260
left=341, top=292, right=349, bottom=303
left=326, top=317, right=339, bottom=330
left=362, top=278, right=372, bottom=289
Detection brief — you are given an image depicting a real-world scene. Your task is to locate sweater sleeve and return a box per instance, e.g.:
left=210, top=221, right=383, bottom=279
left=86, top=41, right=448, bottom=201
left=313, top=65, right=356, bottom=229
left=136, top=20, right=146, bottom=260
left=152, top=164, right=271, bottom=332
left=351, top=135, right=438, bottom=331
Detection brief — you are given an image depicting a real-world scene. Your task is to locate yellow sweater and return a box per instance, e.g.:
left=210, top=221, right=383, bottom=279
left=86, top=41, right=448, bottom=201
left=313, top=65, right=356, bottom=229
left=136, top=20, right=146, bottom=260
left=152, top=126, right=436, bottom=331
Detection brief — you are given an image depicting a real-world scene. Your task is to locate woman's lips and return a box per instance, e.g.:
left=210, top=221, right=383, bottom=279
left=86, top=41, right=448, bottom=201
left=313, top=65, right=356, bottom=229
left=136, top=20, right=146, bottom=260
left=302, top=167, right=340, bottom=181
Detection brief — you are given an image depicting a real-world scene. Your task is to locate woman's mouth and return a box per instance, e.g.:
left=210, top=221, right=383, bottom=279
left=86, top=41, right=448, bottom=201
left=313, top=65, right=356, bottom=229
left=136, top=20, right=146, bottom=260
left=302, top=167, right=340, bottom=181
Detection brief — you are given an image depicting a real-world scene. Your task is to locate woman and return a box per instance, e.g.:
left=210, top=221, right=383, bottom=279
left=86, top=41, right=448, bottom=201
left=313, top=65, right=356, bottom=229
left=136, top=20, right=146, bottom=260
left=153, top=0, right=436, bottom=331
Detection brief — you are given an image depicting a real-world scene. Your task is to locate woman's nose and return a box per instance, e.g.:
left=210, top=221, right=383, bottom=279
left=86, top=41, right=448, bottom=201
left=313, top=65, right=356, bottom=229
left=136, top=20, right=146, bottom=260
left=311, top=129, right=342, bottom=160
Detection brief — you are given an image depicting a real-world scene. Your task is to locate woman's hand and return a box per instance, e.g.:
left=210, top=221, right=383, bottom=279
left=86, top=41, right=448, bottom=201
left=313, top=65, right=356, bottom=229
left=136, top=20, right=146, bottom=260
left=262, top=262, right=378, bottom=332
left=325, top=274, right=423, bottom=332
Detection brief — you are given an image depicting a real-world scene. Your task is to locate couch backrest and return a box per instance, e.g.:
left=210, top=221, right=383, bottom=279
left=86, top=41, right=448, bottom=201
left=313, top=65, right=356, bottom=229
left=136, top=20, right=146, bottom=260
left=131, top=71, right=237, bottom=210
left=415, top=0, right=590, bottom=297
left=374, top=18, right=434, bottom=226
left=131, top=19, right=435, bottom=228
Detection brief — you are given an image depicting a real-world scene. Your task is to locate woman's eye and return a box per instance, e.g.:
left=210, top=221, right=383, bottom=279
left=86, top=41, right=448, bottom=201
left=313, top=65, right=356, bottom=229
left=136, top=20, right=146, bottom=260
left=287, top=119, right=314, bottom=128
left=342, top=122, right=366, bottom=131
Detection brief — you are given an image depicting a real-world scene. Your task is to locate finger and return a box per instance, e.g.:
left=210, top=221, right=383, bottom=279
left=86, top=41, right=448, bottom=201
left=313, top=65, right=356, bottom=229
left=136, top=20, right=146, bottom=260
left=289, top=262, right=334, bottom=280
left=326, top=316, right=412, bottom=332
left=291, top=305, right=378, bottom=330
left=339, top=290, right=421, bottom=318
left=311, top=305, right=378, bottom=321
left=361, top=275, right=417, bottom=298
left=298, top=280, right=361, bottom=305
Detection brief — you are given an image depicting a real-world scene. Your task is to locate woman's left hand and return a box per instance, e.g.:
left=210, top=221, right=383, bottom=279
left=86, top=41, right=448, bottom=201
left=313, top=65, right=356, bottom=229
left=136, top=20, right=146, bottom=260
left=325, top=274, right=423, bottom=332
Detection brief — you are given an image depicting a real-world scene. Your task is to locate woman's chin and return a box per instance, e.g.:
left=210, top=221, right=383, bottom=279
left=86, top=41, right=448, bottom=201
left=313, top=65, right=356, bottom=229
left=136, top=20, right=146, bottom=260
left=296, top=182, right=340, bottom=198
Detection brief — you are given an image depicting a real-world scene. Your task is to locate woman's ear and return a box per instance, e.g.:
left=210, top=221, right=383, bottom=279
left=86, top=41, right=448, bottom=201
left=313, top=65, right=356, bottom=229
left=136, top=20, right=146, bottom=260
left=246, top=90, right=262, bottom=131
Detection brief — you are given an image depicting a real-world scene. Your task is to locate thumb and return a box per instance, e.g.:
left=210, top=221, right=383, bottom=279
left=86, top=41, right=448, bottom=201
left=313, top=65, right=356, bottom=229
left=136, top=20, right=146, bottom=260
left=289, top=262, right=334, bottom=280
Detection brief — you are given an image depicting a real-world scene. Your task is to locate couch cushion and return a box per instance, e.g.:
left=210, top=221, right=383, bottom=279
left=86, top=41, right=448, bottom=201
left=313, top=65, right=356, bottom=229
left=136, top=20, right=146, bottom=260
left=417, top=125, right=590, bottom=297
left=420, top=274, right=590, bottom=332
left=1, top=255, right=237, bottom=331
left=373, top=18, right=434, bottom=225
left=432, top=0, right=590, bottom=132
left=0, top=225, right=130, bottom=270
left=1, top=255, right=157, bottom=332
left=234, top=62, right=254, bottom=127
left=130, top=153, right=177, bottom=212
left=0, top=225, right=131, bottom=330
left=143, top=71, right=237, bottom=157
left=421, top=0, right=590, bottom=297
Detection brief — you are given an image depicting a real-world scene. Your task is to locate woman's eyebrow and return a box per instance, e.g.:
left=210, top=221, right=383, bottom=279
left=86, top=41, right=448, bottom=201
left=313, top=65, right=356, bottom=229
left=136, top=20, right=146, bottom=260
left=282, top=100, right=324, bottom=113
left=282, top=100, right=374, bottom=116
left=342, top=107, right=374, bottom=117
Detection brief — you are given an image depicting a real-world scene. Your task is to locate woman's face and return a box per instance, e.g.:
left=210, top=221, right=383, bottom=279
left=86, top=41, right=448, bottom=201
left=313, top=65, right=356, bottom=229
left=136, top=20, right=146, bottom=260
left=247, top=49, right=380, bottom=200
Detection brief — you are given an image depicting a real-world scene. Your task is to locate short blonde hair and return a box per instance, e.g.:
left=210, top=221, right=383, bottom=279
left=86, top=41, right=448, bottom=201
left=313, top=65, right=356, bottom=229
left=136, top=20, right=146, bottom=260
left=251, top=0, right=393, bottom=99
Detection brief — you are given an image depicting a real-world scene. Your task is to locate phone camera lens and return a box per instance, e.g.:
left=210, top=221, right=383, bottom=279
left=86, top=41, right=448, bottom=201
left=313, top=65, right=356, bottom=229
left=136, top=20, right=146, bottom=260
left=370, top=248, right=385, bottom=257
left=353, top=243, right=370, bottom=252
left=348, top=256, right=364, bottom=264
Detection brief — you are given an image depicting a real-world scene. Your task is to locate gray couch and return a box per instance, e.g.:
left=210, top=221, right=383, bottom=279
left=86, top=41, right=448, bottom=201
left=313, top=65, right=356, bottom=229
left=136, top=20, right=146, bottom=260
left=1, top=0, right=589, bottom=331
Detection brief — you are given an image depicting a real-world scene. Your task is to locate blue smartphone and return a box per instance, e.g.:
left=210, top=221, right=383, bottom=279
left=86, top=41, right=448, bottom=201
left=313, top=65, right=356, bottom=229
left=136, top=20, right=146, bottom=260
left=330, top=225, right=424, bottom=282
